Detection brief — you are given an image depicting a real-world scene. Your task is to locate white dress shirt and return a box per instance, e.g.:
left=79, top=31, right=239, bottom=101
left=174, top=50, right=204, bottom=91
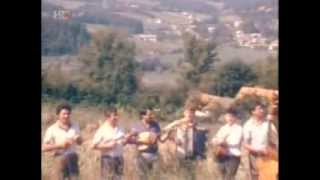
left=43, top=121, right=80, bottom=156
left=92, top=123, right=125, bottom=157
left=211, top=123, right=243, bottom=157
left=243, top=117, right=278, bottom=152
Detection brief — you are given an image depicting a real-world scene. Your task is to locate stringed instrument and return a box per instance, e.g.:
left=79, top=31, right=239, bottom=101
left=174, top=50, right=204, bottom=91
left=136, top=131, right=158, bottom=151
left=256, top=92, right=278, bottom=180
left=213, top=134, right=229, bottom=160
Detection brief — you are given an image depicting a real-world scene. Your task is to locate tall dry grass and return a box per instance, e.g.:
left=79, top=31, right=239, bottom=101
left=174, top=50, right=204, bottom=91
left=41, top=102, right=250, bottom=180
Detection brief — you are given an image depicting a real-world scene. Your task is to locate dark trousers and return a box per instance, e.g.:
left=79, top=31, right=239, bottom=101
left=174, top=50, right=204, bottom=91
left=51, top=153, right=79, bottom=180
left=178, top=157, right=197, bottom=180
left=216, top=155, right=241, bottom=180
left=101, top=155, right=124, bottom=180
left=137, top=152, right=158, bottom=180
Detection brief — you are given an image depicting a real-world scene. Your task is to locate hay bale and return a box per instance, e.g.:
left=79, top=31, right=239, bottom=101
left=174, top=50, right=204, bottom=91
left=235, top=86, right=278, bottom=102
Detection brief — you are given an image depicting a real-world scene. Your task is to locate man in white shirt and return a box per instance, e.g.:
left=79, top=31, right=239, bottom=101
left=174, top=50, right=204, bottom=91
left=211, top=109, right=243, bottom=180
left=243, top=105, right=278, bottom=180
left=42, top=103, right=82, bottom=180
left=91, top=107, right=130, bottom=180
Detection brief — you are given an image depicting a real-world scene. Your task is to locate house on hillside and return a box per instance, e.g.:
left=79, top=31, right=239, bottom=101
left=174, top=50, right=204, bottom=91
left=208, top=26, right=216, bottom=33
left=134, top=34, right=158, bottom=43
left=156, top=19, right=162, bottom=24
left=53, top=9, right=72, bottom=21
left=233, top=20, right=243, bottom=28
left=269, top=40, right=279, bottom=51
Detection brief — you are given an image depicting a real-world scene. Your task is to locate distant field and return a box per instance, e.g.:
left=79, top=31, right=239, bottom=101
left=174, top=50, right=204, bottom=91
left=217, top=44, right=274, bottom=65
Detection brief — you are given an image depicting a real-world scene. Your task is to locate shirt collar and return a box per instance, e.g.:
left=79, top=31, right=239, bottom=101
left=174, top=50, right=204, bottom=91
left=56, top=121, right=72, bottom=131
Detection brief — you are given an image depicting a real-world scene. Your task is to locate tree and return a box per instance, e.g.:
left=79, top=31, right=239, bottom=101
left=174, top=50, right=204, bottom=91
left=78, top=29, right=138, bottom=105
left=182, top=33, right=220, bottom=86
left=210, top=60, right=257, bottom=97
left=253, top=56, right=278, bottom=89
left=42, top=17, right=90, bottom=56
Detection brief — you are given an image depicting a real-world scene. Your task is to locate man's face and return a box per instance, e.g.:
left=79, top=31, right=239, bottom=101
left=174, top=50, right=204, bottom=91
left=58, top=109, right=71, bottom=124
left=252, top=105, right=265, bottom=119
left=224, top=113, right=235, bottom=124
left=143, top=110, right=153, bottom=123
left=109, top=113, right=119, bottom=126
left=184, top=109, right=195, bottom=123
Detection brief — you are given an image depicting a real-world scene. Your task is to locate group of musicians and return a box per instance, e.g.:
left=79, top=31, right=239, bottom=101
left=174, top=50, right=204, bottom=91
left=42, top=102, right=278, bottom=180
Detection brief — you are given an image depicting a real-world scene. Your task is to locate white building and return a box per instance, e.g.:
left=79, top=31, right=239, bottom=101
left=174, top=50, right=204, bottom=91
left=134, top=34, right=158, bottom=43
left=208, top=26, right=216, bottom=33
left=155, top=19, right=162, bottom=24
left=53, top=10, right=72, bottom=20
left=269, top=40, right=279, bottom=51
left=233, top=20, right=242, bottom=28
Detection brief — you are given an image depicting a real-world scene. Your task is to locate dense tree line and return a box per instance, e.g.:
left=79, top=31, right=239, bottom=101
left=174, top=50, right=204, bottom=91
left=42, top=17, right=91, bottom=56
left=42, top=30, right=277, bottom=110
left=73, top=12, right=144, bottom=34
left=42, top=29, right=138, bottom=106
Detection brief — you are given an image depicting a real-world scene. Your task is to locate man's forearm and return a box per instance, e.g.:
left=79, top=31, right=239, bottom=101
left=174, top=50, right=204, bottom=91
left=95, top=142, right=114, bottom=150
left=42, top=144, right=63, bottom=152
left=244, top=143, right=254, bottom=151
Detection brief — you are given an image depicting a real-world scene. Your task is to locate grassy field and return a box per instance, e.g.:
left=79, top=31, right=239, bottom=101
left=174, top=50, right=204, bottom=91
left=41, top=102, right=251, bottom=180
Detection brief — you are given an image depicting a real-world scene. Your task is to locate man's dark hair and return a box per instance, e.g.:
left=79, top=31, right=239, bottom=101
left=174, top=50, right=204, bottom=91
left=56, top=103, right=72, bottom=115
left=226, top=108, right=238, bottom=117
left=250, top=103, right=265, bottom=113
left=104, top=107, right=118, bottom=117
left=139, top=108, right=153, bottom=118
left=140, top=110, right=147, bottom=118
left=184, top=105, right=196, bottom=112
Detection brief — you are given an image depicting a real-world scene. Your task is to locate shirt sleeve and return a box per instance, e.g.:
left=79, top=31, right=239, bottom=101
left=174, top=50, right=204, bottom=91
left=43, top=127, right=54, bottom=144
left=131, top=123, right=142, bottom=134
left=211, top=127, right=225, bottom=145
left=153, top=123, right=161, bottom=135
left=92, top=128, right=103, bottom=146
left=227, top=126, right=243, bottom=146
left=176, top=127, right=184, bottom=143
left=243, top=121, right=251, bottom=144
left=73, top=123, right=81, bottom=136
left=117, top=128, right=125, bottom=139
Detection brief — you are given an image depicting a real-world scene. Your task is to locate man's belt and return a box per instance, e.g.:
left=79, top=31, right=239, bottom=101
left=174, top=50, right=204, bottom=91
left=250, top=151, right=266, bottom=157
left=53, top=151, right=77, bottom=157
left=101, top=155, right=123, bottom=159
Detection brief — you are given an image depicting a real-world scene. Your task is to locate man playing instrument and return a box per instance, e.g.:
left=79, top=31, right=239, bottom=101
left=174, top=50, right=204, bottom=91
left=128, top=109, right=161, bottom=180
left=42, top=103, right=82, bottom=180
left=243, top=104, right=278, bottom=180
left=211, top=109, right=243, bottom=180
left=91, top=107, right=131, bottom=180
left=171, top=106, right=208, bottom=180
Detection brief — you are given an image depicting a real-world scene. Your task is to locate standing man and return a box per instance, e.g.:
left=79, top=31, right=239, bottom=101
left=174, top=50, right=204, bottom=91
left=243, top=104, right=278, bottom=180
left=42, top=103, right=82, bottom=180
left=211, top=109, right=243, bottom=180
left=91, top=107, right=130, bottom=180
left=173, top=106, right=208, bottom=180
left=128, top=109, right=161, bottom=180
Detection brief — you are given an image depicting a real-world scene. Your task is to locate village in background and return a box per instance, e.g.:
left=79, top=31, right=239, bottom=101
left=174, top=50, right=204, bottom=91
left=42, top=0, right=278, bottom=179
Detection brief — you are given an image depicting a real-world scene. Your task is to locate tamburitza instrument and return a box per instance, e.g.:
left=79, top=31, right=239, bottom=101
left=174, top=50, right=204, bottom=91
left=137, top=131, right=158, bottom=151
left=256, top=147, right=278, bottom=180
